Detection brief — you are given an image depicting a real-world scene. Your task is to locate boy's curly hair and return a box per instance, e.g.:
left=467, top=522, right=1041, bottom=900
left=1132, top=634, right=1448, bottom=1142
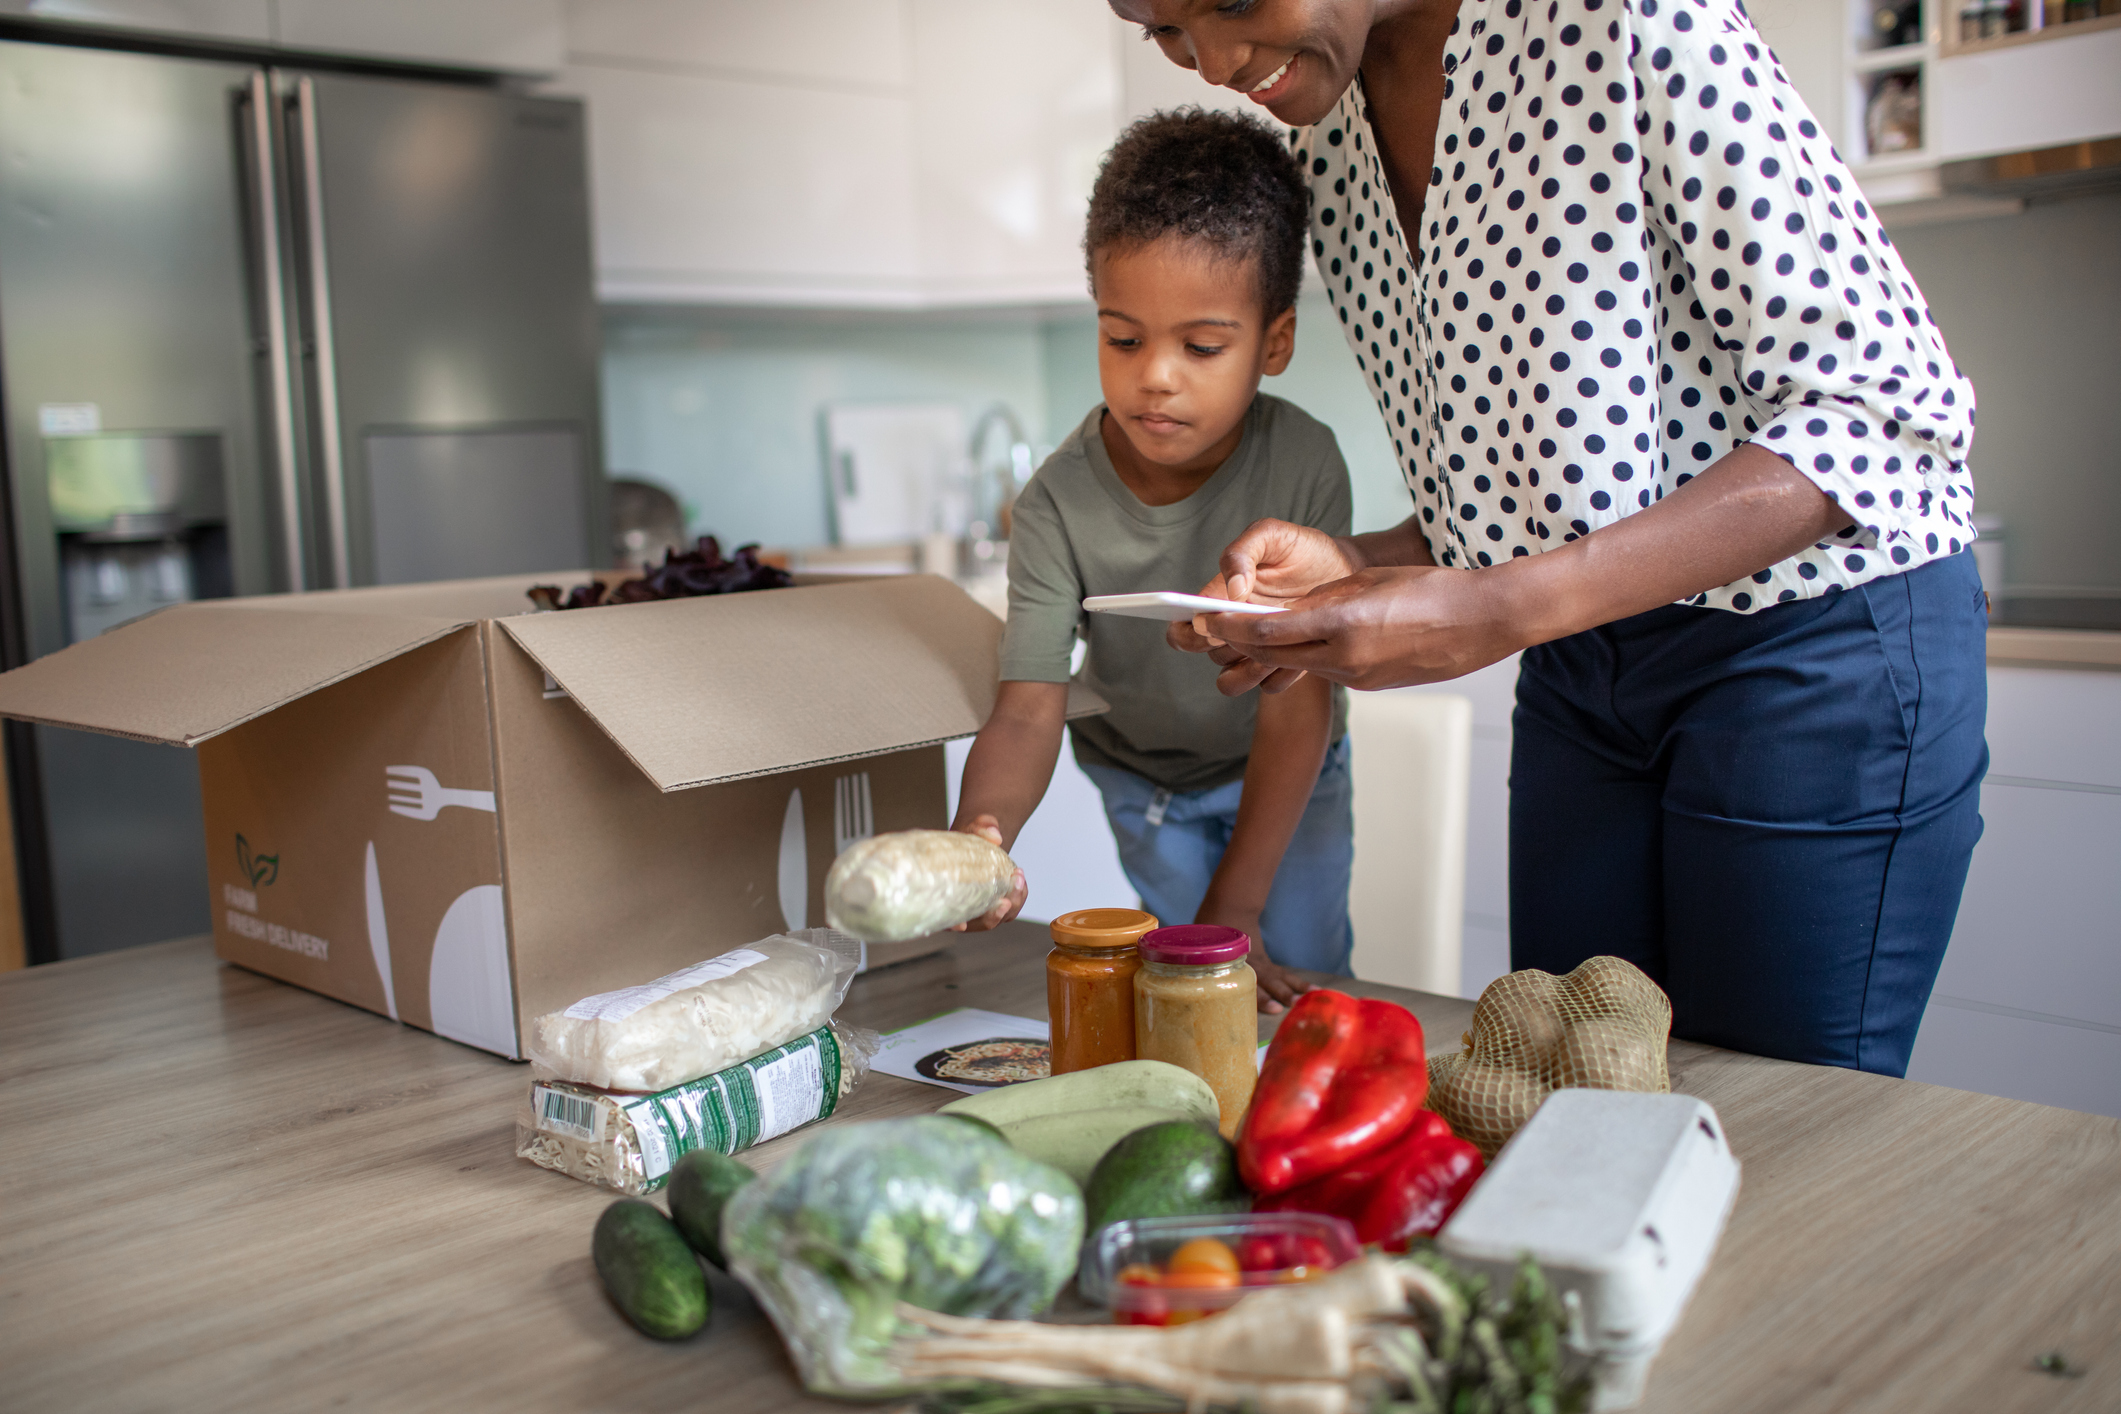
left=1084, top=106, right=1309, bottom=317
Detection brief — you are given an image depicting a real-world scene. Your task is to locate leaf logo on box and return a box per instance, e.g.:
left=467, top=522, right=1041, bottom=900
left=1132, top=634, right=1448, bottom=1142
left=236, top=834, right=279, bottom=888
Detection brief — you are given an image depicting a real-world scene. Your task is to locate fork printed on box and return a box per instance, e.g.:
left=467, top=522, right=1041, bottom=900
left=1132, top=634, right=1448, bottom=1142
left=833, top=772, right=873, bottom=856
left=386, top=765, right=496, bottom=821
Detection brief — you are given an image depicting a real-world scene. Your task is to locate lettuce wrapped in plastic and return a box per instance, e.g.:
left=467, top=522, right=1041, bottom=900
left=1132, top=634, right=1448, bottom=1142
left=723, top=1116, right=1084, bottom=1394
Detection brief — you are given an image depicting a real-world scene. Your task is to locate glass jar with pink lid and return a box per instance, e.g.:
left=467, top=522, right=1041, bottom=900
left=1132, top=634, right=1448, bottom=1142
left=1133, top=925, right=1256, bottom=1138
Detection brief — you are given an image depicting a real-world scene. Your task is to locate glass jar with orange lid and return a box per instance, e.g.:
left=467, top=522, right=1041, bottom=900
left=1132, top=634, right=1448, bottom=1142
left=1134, top=925, right=1257, bottom=1138
left=1045, top=908, right=1159, bottom=1074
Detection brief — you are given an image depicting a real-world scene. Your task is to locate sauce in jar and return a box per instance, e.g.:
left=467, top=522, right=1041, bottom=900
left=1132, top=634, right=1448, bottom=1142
left=1046, top=908, right=1157, bottom=1074
left=1134, top=925, right=1257, bottom=1137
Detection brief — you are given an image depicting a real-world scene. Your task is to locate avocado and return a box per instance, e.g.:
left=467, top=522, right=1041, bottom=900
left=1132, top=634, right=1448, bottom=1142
left=1082, top=1119, right=1250, bottom=1235
left=666, top=1149, right=754, bottom=1268
left=592, top=1199, right=710, bottom=1339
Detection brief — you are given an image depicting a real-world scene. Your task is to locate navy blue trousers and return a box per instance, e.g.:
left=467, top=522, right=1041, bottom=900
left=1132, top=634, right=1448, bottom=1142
left=1509, top=552, right=1989, bottom=1076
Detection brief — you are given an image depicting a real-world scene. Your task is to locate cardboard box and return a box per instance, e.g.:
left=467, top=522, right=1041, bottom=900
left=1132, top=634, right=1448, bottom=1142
left=0, top=573, right=1102, bottom=1057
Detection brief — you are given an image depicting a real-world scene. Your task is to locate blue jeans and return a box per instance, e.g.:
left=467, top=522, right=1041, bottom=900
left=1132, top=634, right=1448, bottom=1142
left=1078, top=736, right=1355, bottom=976
left=1509, top=552, right=1990, bottom=1076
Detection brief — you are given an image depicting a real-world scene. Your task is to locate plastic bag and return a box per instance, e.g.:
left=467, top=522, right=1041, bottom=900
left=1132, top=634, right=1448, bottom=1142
left=515, top=1022, right=879, bottom=1194
left=1427, top=956, right=1671, bottom=1160
left=527, top=932, right=859, bottom=1091
left=824, top=829, right=1017, bottom=943
left=723, top=1115, right=1084, bottom=1395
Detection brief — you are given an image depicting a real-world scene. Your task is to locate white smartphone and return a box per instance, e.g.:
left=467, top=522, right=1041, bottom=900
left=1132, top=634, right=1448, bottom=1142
left=1081, top=592, right=1288, bottom=622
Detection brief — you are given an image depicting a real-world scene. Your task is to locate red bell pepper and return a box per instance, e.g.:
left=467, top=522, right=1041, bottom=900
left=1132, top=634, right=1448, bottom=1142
left=1255, top=1110, right=1484, bottom=1250
left=1237, top=989, right=1429, bottom=1195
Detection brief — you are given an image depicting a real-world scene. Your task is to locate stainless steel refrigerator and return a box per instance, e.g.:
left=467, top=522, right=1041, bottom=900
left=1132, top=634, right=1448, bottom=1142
left=0, top=34, right=604, bottom=962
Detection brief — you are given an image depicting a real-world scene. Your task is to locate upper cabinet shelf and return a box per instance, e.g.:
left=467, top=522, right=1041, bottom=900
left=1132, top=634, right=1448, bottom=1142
left=1755, top=0, right=2121, bottom=220
left=1939, top=4, right=2121, bottom=57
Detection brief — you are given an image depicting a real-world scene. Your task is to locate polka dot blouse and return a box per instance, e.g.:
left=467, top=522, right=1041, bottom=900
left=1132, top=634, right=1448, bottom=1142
left=1296, top=0, right=1978, bottom=611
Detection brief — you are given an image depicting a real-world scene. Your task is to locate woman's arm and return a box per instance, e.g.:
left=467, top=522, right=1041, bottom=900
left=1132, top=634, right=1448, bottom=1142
left=1196, top=442, right=1853, bottom=690
left=948, top=679, right=1065, bottom=929
left=1193, top=672, right=1334, bottom=1012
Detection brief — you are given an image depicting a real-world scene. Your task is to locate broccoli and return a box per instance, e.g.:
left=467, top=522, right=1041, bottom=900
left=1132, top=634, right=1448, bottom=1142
left=724, top=1116, right=1085, bottom=1394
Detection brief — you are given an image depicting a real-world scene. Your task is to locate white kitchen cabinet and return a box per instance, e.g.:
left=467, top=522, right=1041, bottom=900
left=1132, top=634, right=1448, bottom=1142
left=1400, top=656, right=1521, bottom=1000
left=1984, top=664, right=2121, bottom=788
left=552, top=0, right=1126, bottom=307
left=559, top=60, right=918, bottom=304
left=1931, top=26, right=2121, bottom=160
left=274, top=0, right=564, bottom=72
left=2, top=0, right=566, bottom=70
left=908, top=1, right=1119, bottom=305
left=1907, top=661, right=2121, bottom=1118
left=0, top=0, right=269, bottom=40
left=560, top=0, right=910, bottom=89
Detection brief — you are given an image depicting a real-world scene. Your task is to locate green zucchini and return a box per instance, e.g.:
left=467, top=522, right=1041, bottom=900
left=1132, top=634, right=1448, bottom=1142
left=996, top=1103, right=1195, bottom=1186
left=937, top=1059, right=1218, bottom=1129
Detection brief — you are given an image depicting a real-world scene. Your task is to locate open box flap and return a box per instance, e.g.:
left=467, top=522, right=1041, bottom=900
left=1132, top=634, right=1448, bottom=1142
left=501, top=575, right=1107, bottom=792
left=0, top=600, right=474, bottom=746
left=230, top=570, right=597, bottom=621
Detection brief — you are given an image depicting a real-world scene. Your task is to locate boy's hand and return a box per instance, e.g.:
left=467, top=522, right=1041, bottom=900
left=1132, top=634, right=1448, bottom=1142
left=1197, top=903, right=1311, bottom=1014
left=949, top=814, right=1028, bottom=932
left=1249, top=951, right=1313, bottom=1015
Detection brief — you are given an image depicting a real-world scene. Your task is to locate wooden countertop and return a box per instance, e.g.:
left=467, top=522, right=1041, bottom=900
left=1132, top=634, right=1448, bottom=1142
left=1987, top=626, right=2121, bottom=671
left=2, top=930, right=2115, bottom=1413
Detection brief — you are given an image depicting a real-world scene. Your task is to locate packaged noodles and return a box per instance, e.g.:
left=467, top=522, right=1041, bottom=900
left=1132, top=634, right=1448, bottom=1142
left=527, top=930, right=862, bottom=1092
left=516, top=1022, right=879, bottom=1194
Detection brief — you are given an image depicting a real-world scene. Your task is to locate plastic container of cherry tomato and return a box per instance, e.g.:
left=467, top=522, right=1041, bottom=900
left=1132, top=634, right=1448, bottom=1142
left=1078, top=1212, right=1361, bottom=1325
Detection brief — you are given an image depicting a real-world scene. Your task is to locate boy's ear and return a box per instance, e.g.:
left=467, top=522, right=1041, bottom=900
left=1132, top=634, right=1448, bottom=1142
left=1261, top=304, right=1298, bottom=377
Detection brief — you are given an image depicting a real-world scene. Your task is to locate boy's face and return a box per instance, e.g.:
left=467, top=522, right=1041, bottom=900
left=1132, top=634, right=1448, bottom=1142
left=1093, top=237, right=1296, bottom=477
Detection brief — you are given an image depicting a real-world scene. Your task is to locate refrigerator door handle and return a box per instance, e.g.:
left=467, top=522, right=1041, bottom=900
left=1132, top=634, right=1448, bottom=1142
left=244, top=70, right=307, bottom=591
left=293, top=77, right=350, bottom=591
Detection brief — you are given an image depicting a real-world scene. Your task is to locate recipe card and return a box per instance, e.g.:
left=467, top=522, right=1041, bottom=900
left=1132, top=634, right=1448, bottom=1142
left=873, top=1007, right=1051, bottom=1094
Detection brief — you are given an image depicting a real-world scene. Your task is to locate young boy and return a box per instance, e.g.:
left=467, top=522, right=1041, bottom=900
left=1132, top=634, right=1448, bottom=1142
left=953, top=109, right=1353, bottom=1013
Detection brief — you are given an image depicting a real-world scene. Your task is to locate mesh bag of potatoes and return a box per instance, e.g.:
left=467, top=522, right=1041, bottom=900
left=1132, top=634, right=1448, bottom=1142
left=1427, top=956, right=1673, bottom=1159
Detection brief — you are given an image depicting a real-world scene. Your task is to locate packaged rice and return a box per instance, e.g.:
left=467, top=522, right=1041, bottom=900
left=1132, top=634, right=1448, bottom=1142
left=527, top=931, right=861, bottom=1092
left=517, top=1022, right=879, bottom=1193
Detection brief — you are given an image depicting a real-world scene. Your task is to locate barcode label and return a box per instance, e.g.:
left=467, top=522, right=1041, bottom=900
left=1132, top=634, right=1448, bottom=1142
left=533, top=1084, right=599, bottom=1140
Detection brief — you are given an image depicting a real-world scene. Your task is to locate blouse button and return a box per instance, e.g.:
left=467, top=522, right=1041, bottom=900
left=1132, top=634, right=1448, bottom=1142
left=1923, top=469, right=1946, bottom=490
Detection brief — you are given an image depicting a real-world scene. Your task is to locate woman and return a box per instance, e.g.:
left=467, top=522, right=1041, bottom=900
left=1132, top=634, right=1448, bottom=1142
left=1121, top=0, right=1988, bottom=1075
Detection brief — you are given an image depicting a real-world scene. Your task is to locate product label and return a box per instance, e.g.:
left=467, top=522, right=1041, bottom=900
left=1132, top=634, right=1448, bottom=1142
left=531, top=1084, right=601, bottom=1141
left=616, top=1027, right=845, bottom=1182
left=562, top=948, right=770, bottom=1022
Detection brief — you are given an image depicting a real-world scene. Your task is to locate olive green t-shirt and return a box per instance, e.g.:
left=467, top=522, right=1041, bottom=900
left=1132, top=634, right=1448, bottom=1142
left=1000, top=395, right=1352, bottom=793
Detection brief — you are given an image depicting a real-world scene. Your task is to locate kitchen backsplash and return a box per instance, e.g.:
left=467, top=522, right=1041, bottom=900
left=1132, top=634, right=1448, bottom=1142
left=598, top=292, right=1418, bottom=557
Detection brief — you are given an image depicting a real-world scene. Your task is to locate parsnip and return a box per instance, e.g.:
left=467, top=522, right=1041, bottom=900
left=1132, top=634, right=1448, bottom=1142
left=823, top=829, right=1019, bottom=942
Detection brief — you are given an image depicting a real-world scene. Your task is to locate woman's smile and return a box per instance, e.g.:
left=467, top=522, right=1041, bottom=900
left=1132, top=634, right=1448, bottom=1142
left=1243, top=52, right=1298, bottom=103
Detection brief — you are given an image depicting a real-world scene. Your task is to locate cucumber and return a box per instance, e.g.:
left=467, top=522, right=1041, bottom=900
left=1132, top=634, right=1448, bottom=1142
left=666, top=1150, right=754, bottom=1269
left=938, top=1060, right=1218, bottom=1129
left=996, top=1104, right=1194, bottom=1187
left=592, top=1199, right=709, bottom=1339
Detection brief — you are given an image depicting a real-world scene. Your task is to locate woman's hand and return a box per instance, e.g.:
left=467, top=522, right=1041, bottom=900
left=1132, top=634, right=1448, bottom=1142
left=1167, top=518, right=1368, bottom=695
left=948, top=814, right=1028, bottom=932
left=1201, top=563, right=1536, bottom=691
